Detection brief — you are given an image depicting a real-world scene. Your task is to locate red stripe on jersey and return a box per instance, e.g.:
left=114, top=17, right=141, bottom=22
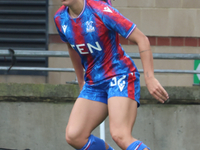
left=54, top=6, right=66, bottom=32
left=116, top=36, right=136, bottom=73
left=128, top=73, right=136, bottom=100
left=112, top=16, right=133, bottom=33
left=90, top=1, right=133, bottom=32
left=122, top=55, right=136, bottom=72
left=54, top=16, right=62, bottom=32
left=95, top=14, right=116, bottom=79
left=85, top=55, right=95, bottom=85
left=71, top=19, right=94, bottom=85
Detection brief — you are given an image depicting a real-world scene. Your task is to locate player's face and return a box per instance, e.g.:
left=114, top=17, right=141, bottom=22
left=61, top=0, right=75, bottom=6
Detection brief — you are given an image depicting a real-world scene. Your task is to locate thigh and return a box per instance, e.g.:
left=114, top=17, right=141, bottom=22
left=66, top=98, right=108, bottom=138
left=107, top=72, right=140, bottom=132
left=108, top=97, right=137, bottom=133
left=108, top=97, right=138, bottom=149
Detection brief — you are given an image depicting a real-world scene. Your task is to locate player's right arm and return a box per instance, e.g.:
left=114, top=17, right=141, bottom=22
left=54, top=10, right=84, bottom=90
left=66, top=43, right=85, bottom=91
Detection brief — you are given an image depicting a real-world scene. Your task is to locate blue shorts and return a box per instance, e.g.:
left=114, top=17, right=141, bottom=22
left=78, top=72, right=140, bottom=107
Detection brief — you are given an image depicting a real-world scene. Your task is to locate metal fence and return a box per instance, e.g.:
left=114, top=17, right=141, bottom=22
left=1, top=50, right=200, bottom=74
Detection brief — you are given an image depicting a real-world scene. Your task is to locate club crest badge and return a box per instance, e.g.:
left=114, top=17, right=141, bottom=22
left=86, top=21, right=95, bottom=32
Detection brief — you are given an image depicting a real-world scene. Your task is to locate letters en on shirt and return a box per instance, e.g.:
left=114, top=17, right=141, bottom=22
left=71, top=42, right=102, bottom=54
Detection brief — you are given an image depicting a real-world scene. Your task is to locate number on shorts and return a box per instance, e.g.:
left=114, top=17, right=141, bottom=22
left=110, top=75, right=126, bottom=92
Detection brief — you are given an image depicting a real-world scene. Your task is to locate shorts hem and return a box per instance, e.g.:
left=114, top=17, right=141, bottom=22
left=108, top=95, right=140, bottom=107
left=78, top=96, right=108, bottom=104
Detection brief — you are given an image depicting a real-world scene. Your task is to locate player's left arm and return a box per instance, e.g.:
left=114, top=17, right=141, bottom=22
left=127, top=27, right=169, bottom=103
left=100, top=4, right=169, bottom=102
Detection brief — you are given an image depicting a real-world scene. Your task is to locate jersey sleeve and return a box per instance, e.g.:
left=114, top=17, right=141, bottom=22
left=101, top=5, right=136, bottom=39
left=54, top=15, right=68, bottom=43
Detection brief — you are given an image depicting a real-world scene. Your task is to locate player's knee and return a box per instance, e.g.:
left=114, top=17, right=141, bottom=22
left=65, top=128, right=74, bottom=145
left=65, top=126, right=89, bottom=148
left=110, top=128, right=126, bottom=147
left=65, top=126, right=80, bottom=146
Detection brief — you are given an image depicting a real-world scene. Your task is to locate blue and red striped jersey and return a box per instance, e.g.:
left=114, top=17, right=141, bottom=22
left=54, top=0, right=139, bottom=84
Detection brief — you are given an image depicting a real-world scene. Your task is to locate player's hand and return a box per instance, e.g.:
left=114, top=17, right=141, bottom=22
left=145, top=77, right=169, bottom=103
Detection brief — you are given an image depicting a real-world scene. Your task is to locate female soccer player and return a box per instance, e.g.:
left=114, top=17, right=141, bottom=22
left=54, top=0, right=169, bottom=149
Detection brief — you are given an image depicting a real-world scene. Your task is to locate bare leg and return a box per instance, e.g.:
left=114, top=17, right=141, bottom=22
left=66, top=98, right=109, bottom=149
left=108, top=97, right=148, bottom=150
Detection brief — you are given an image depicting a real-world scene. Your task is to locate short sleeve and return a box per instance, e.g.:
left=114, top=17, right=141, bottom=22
left=101, top=5, right=136, bottom=38
left=54, top=15, right=68, bottom=43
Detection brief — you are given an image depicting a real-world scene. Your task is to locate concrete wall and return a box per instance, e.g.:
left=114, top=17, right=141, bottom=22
left=0, top=83, right=200, bottom=150
left=1, top=102, right=200, bottom=150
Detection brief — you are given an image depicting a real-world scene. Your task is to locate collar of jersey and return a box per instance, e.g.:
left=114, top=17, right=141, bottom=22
left=66, top=0, right=86, bottom=20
